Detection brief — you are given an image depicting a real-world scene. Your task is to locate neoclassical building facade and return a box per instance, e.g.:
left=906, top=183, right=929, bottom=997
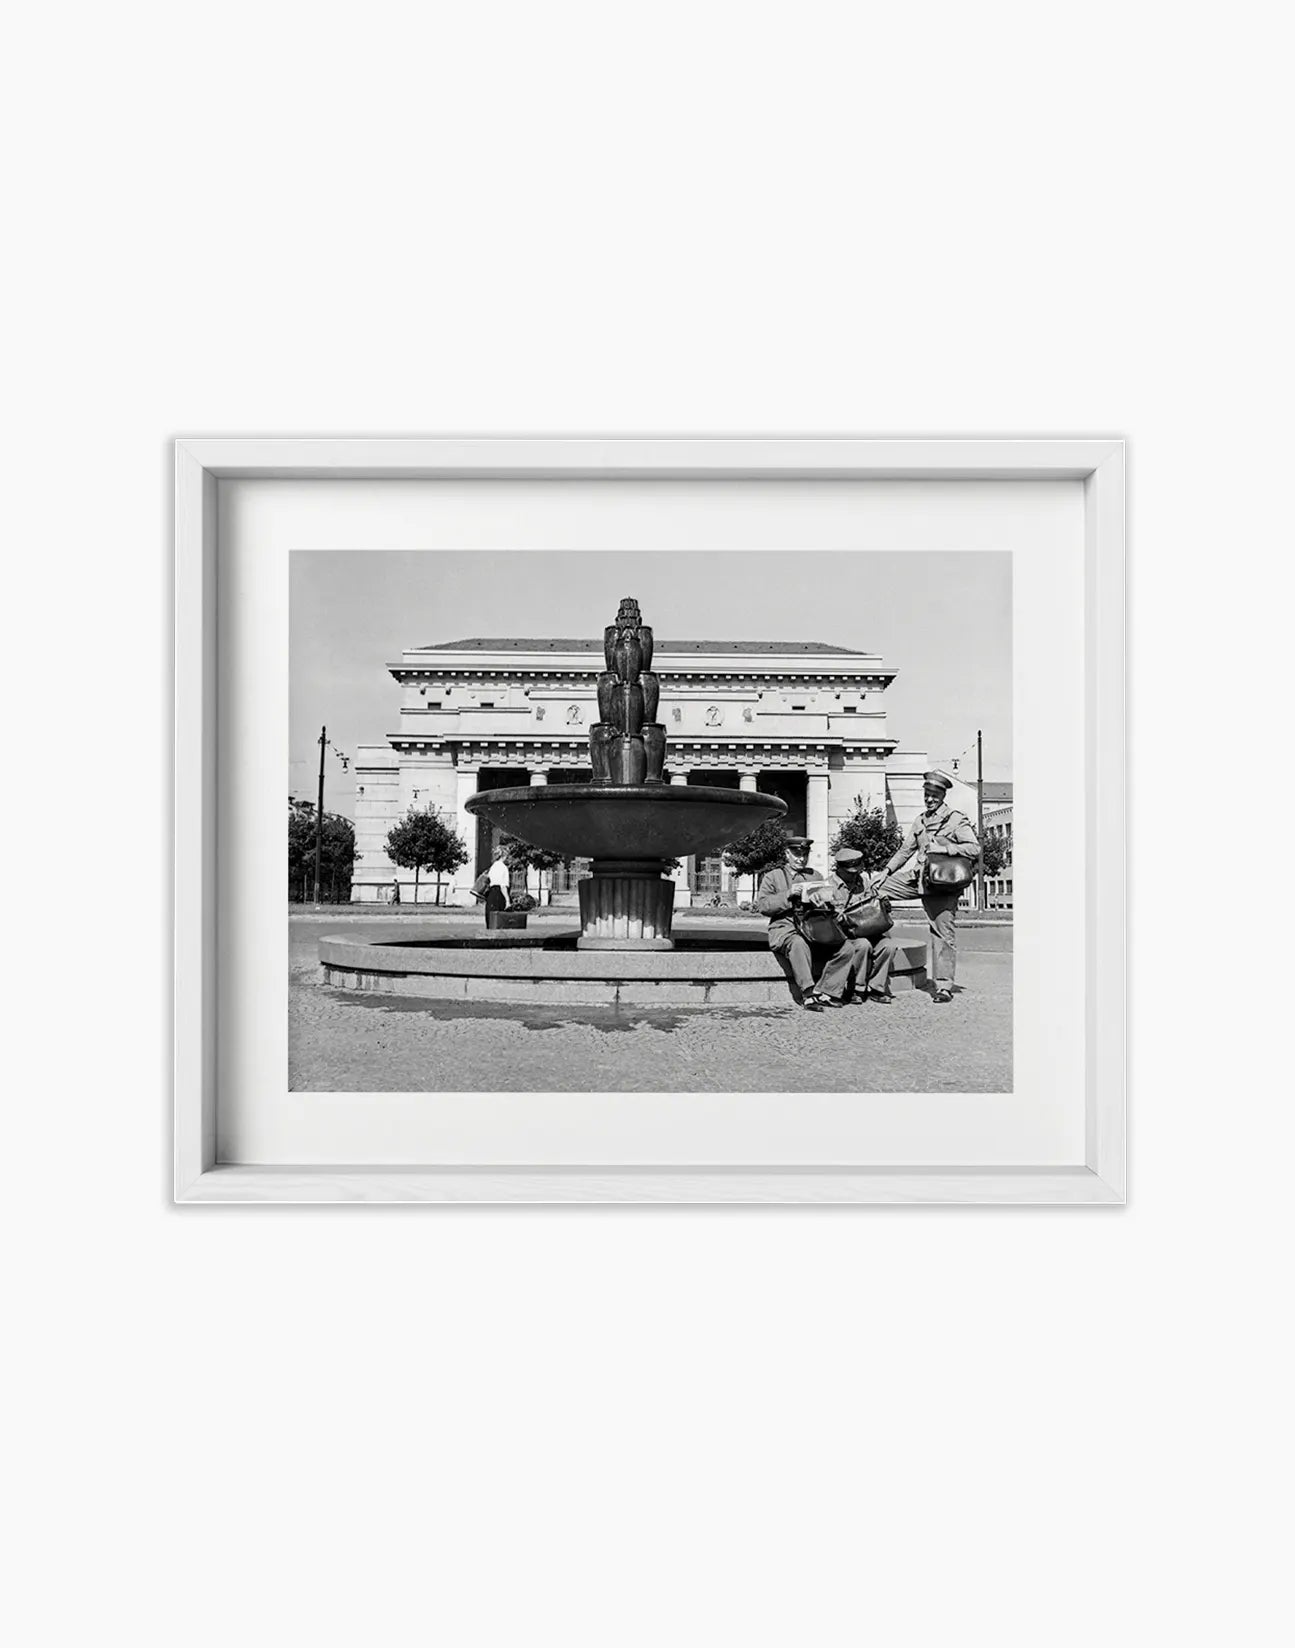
left=351, top=636, right=934, bottom=903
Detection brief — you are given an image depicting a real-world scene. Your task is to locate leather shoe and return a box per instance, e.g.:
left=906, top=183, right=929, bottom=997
left=933, top=988, right=954, bottom=1004
left=867, top=992, right=894, bottom=1006
left=800, top=995, right=824, bottom=1012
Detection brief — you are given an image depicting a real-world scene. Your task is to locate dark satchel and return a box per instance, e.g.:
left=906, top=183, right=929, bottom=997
left=922, top=851, right=977, bottom=892
left=794, top=902, right=848, bottom=948
left=842, top=896, right=893, bottom=942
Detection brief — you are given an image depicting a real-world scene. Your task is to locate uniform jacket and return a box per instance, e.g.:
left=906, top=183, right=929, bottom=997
left=889, top=803, right=980, bottom=875
left=756, top=861, right=824, bottom=941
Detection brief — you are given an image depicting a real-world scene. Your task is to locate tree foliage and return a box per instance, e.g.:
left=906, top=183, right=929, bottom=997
left=981, top=833, right=1007, bottom=877
left=499, top=834, right=567, bottom=874
left=288, top=800, right=359, bottom=902
left=384, top=809, right=469, bottom=900
left=723, top=817, right=796, bottom=883
left=829, top=799, right=902, bottom=871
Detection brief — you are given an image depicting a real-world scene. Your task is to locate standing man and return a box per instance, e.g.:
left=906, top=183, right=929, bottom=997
left=830, top=848, right=898, bottom=1004
left=756, top=833, right=854, bottom=1011
left=390, top=876, right=401, bottom=907
left=876, top=771, right=980, bottom=1003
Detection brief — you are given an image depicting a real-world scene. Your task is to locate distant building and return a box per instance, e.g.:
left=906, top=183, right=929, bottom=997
left=979, top=783, right=1014, bottom=909
left=351, top=636, right=944, bottom=903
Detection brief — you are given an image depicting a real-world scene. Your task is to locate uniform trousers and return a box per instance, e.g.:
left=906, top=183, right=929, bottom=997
left=768, top=929, right=855, bottom=1002
left=846, top=934, right=898, bottom=998
left=874, top=868, right=962, bottom=989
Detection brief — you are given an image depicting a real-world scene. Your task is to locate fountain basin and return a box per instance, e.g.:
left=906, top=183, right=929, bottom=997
left=319, top=924, right=930, bottom=1006
left=464, top=783, right=786, bottom=860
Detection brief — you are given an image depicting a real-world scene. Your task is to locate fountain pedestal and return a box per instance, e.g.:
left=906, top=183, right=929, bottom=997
left=577, top=859, right=676, bottom=950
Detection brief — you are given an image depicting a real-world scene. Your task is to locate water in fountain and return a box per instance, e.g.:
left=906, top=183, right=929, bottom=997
left=465, top=599, right=788, bottom=949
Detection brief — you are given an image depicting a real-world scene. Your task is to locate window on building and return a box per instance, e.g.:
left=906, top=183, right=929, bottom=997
left=481, top=701, right=494, bottom=709
left=427, top=700, right=441, bottom=710
left=843, top=704, right=856, bottom=713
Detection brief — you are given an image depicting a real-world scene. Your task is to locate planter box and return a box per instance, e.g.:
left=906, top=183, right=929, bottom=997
left=486, top=910, right=529, bottom=930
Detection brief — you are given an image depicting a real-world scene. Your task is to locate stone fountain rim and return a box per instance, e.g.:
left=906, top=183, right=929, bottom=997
left=464, top=783, right=789, bottom=812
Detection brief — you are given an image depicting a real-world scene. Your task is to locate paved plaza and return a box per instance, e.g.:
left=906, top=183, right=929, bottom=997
left=289, top=912, right=1013, bottom=1092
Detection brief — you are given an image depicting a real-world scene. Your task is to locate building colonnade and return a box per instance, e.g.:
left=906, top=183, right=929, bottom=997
left=353, top=743, right=889, bottom=905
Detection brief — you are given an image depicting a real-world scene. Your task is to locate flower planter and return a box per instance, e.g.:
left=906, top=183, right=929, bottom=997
left=486, top=910, right=528, bottom=930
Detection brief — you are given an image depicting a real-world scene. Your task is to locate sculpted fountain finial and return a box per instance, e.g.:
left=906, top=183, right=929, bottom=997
left=591, top=595, right=665, bottom=785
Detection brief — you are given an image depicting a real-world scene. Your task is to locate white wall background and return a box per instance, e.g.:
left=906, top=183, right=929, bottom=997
left=4, top=4, right=1290, bottom=1645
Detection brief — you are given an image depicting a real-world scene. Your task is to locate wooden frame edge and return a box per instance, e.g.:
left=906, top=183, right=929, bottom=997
left=174, top=443, right=218, bottom=1197
left=177, top=1165, right=1124, bottom=1205
left=172, top=436, right=1126, bottom=1206
left=1083, top=447, right=1127, bottom=1201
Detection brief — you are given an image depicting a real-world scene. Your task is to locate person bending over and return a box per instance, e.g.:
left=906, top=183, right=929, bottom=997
left=472, top=850, right=512, bottom=924
left=829, top=848, right=899, bottom=1004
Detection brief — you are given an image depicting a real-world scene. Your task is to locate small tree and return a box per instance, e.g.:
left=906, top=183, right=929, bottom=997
left=288, top=799, right=359, bottom=902
left=981, top=833, right=1007, bottom=877
left=385, top=809, right=469, bottom=904
left=500, top=833, right=566, bottom=899
left=723, top=818, right=796, bottom=891
left=829, top=798, right=901, bottom=872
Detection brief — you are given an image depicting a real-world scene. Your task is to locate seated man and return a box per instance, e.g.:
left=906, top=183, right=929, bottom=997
left=829, top=848, right=899, bottom=1004
left=874, top=770, right=980, bottom=1003
left=755, top=833, right=854, bottom=1011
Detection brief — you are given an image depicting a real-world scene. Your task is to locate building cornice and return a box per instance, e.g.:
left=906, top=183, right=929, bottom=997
left=388, top=656, right=895, bottom=686
left=387, top=733, right=898, bottom=763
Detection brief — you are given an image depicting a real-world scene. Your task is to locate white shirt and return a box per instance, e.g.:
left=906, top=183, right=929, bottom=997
left=487, top=859, right=510, bottom=892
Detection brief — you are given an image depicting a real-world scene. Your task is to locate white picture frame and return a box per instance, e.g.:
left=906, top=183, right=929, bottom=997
left=175, top=437, right=1125, bottom=1204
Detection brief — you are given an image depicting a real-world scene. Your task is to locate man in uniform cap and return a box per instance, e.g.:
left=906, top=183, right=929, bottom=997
left=829, top=848, right=899, bottom=1003
left=875, top=770, right=980, bottom=1003
left=755, top=833, right=854, bottom=1010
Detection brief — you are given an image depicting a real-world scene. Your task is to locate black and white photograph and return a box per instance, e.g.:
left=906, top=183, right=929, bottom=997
left=290, top=548, right=1012, bottom=1093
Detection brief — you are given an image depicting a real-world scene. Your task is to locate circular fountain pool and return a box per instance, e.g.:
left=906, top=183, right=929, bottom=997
left=319, top=923, right=928, bottom=1007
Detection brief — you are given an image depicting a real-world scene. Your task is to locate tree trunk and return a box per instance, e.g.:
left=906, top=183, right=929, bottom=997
left=414, top=864, right=420, bottom=903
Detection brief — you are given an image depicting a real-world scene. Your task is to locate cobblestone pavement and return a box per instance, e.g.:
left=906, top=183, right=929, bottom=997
left=289, top=916, right=1012, bottom=1093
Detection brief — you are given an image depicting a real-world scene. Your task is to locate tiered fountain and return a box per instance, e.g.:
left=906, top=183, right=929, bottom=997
left=464, top=597, right=787, bottom=949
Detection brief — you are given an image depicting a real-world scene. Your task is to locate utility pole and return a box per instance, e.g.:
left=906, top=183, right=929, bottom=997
left=976, top=728, right=985, bottom=912
left=312, top=725, right=326, bottom=906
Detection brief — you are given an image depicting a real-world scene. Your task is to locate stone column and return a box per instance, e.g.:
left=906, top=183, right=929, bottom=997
left=736, top=774, right=760, bottom=898
left=452, top=765, right=479, bottom=902
left=527, top=770, right=548, bottom=900
left=669, top=766, right=693, bottom=905
left=807, top=770, right=830, bottom=870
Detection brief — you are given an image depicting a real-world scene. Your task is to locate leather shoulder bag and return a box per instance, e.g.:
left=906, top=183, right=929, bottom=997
left=842, top=894, right=893, bottom=942
left=792, top=883, right=848, bottom=947
left=921, top=822, right=979, bottom=893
